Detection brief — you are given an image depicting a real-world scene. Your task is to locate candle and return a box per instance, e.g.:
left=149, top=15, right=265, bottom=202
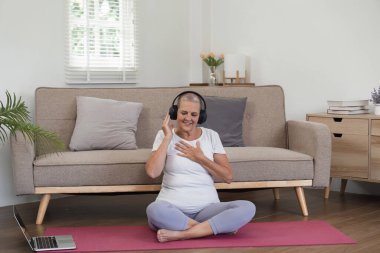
left=224, top=54, right=246, bottom=78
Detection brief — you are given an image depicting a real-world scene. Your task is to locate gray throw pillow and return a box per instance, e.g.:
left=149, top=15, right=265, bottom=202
left=202, top=96, right=247, bottom=147
left=69, top=96, right=143, bottom=151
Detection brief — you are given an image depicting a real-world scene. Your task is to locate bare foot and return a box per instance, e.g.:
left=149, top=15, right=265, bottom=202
left=157, top=229, right=185, bottom=242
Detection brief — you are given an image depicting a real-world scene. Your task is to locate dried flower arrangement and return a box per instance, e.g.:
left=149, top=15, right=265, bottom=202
left=371, top=86, right=380, bottom=104
left=200, top=52, right=224, bottom=67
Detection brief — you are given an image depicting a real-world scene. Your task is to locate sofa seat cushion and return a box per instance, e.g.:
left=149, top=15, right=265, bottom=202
left=224, top=147, right=314, bottom=182
left=34, top=149, right=152, bottom=166
left=33, top=149, right=160, bottom=187
left=33, top=147, right=313, bottom=187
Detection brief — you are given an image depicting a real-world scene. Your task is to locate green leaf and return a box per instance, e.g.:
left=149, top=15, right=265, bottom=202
left=0, top=91, right=65, bottom=154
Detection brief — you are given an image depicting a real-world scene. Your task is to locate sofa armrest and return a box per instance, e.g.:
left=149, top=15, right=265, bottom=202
left=287, top=120, right=331, bottom=187
left=10, top=131, right=36, bottom=194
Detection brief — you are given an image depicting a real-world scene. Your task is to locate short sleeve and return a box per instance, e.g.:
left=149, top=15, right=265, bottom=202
left=152, top=130, right=165, bottom=151
left=210, top=130, right=226, bottom=154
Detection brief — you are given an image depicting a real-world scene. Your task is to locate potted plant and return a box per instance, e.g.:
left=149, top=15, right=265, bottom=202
left=0, top=91, right=64, bottom=153
left=371, top=86, right=380, bottom=115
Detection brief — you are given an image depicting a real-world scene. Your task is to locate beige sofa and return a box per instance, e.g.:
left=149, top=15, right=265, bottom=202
left=10, top=85, right=331, bottom=224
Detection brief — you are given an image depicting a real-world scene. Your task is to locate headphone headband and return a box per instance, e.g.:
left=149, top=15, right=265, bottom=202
left=169, top=90, right=207, bottom=124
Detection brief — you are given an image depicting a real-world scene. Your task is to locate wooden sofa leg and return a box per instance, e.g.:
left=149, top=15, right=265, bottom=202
left=324, top=177, right=332, bottom=199
left=36, top=194, right=51, bottom=225
left=273, top=188, right=280, bottom=200
left=340, top=179, right=348, bottom=195
left=294, top=187, right=308, bottom=216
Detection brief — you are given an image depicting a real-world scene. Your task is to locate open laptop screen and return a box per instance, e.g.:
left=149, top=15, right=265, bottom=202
left=13, top=206, right=34, bottom=248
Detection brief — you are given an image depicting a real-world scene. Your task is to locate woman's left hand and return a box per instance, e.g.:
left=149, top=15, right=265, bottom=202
left=175, top=141, right=205, bottom=163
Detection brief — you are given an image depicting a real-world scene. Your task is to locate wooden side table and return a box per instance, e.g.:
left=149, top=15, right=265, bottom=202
left=307, top=112, right=380, bottom=198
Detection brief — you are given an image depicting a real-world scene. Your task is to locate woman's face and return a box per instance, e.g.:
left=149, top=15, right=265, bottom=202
left=176, top=100, right=201, bottom=132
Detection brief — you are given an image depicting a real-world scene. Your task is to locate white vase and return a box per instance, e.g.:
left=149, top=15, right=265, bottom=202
left=375, top=104, right=380, bottom=115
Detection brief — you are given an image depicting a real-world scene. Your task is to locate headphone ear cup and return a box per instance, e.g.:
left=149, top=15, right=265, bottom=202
left=198, top=109, right=207, bottom=124
left=169, top=105, right=178, bottom=120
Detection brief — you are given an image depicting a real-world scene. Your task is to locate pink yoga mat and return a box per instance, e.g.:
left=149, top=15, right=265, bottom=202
left=44, top=220, right=355, bottom=252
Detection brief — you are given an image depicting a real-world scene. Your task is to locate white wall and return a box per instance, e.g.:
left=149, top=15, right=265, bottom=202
left=0, top=0, right=191, bottom=207
left=137, top=0, right=190, bottom=86
left=208, top=0, right=380, bottom=195
left=188, top=0, right=212, bottom=83
left=1, top=0, right=380, bottom=207
left=0, top=0, right=67, bottom=207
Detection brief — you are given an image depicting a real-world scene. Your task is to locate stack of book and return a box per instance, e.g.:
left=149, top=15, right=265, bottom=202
left=327, top=100, right=369, bottom=114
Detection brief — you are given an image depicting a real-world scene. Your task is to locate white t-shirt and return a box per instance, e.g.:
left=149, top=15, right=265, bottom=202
left=152, top=127, right=226, bottom=214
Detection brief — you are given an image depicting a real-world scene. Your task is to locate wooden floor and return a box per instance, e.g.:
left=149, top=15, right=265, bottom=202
left=1, top=188, right=380, bottom=253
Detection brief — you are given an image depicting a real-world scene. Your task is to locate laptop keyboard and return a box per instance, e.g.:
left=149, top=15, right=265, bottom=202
left=35, top=236, right=58, bottom=249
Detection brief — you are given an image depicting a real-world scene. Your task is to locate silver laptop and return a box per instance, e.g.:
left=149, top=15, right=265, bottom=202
left=13, top=206, right=76, bottom=252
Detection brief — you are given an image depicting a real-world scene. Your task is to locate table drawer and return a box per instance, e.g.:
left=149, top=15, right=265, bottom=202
left=371, top=120, right=380, bottom=136
left=370, top=136, right=380, bottom=180
left=331, top=134, right=369, bottom=179
left=308, top=116, right=368, bottom=135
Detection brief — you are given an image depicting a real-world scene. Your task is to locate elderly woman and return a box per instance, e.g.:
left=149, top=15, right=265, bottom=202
left=145, top=91, right=255, bottom=242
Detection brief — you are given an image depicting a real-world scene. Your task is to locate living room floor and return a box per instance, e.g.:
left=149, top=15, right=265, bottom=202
left=1, top=188, right=379, bottom=253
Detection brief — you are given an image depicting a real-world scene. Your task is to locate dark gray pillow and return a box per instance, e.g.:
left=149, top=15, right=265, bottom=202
left=202, top=96, right=247, bottom=147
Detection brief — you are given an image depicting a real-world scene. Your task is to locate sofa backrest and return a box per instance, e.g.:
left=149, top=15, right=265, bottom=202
left=35, top=85, right=287, bottom=153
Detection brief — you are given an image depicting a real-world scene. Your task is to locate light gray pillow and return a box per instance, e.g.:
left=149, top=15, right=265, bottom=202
left=69, top=96, right=143, bottom=151
left=202, top=96, right=247, bottom=147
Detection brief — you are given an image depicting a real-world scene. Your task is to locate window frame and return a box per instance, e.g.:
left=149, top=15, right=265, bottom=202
left=65, top=0, right=137, bottom=84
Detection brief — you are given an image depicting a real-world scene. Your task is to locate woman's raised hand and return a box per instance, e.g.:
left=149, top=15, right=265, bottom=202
left=162, top=113, right=173, bottom=139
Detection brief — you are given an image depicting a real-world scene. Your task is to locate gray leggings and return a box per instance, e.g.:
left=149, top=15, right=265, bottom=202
left=146, top=200, right=256, bottom=235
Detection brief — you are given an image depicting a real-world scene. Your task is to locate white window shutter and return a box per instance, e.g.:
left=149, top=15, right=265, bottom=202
left=65, top=0, right=137, bottom=84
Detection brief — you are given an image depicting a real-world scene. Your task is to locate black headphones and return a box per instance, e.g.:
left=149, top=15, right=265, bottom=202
left=169, top=91, right=207, bottom=124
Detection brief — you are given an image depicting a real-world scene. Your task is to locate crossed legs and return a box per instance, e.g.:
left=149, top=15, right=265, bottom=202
left=146, top=200, right=256, bottom=242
